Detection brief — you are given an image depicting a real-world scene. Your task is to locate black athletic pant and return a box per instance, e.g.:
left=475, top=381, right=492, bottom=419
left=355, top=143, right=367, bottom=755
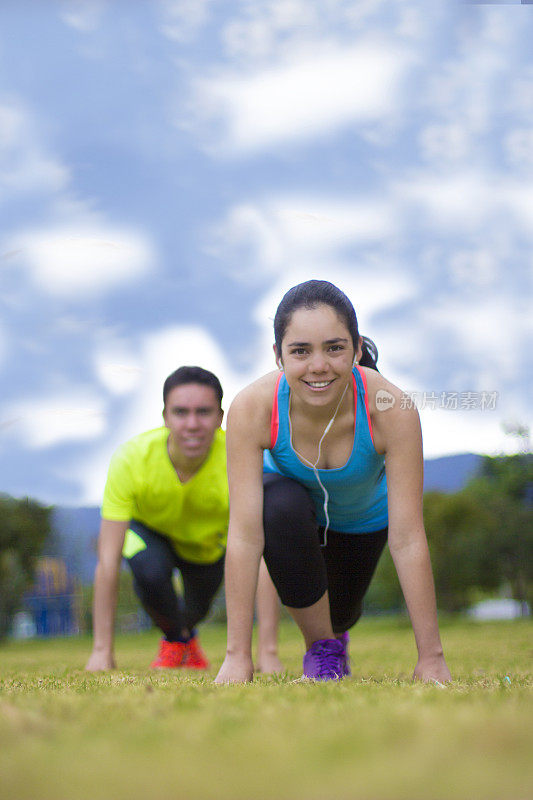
left=125, top=521, right=224, bottom=641
left=262, top=474, right=388, bottom=634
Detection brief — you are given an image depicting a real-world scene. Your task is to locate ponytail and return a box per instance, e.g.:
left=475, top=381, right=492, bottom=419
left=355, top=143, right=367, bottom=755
left=359, top=336, right=379, bottom=372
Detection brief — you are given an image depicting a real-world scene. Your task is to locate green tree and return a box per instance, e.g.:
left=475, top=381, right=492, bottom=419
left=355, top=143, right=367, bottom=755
left=423, top=490, right=501, bottom=612
left=367, top=455, right=533, bottom=615
left=0, top=495, right=51, bottom=640
left=423, top=455, right=533, bottom=611
left=466, top=454, right=533, bottom=606
left=479, top=453, right=533, bottom=501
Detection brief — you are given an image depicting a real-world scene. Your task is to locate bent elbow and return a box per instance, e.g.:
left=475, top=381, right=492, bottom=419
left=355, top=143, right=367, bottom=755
left=388, top=525, right=427, bottom=556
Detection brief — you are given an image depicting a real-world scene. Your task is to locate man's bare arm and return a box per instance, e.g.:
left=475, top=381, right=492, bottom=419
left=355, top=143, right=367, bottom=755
left=85, top=519, right=128, bottom=671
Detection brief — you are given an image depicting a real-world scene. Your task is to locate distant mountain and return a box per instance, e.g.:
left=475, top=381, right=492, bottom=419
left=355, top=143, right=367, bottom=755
left=423, top=453, right=483, bottom=493
left=48, top=506, right=101, bottom=584
left=47, top=453, right=485, bottom=583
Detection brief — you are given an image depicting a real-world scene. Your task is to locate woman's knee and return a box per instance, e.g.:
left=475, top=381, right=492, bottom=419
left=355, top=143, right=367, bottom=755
left=263, top=477, right=316, bottom=536
left=331, top=601, right=362, bottom=634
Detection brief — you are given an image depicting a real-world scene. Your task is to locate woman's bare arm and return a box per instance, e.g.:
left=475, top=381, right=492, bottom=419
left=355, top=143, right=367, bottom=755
left=371, top=377, right=451, bottom=683
left=215, top=381, right=272, bottom=684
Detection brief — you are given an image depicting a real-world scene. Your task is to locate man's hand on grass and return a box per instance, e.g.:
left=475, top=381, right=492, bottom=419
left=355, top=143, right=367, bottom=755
left=85, top=650, right=116, bottom=671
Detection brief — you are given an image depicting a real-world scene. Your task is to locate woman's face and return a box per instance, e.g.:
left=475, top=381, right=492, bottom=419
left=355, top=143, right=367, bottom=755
left=277, top=304, right=359, bottom=407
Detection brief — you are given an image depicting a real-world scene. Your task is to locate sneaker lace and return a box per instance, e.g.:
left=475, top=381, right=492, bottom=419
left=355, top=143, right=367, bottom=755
left=314, top=642, right=342, bottom=677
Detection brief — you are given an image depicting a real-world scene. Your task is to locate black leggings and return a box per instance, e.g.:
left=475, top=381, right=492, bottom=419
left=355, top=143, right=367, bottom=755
left=125, top=521, right=224, bottom=641
left=262, top=474, right=388, bottom=634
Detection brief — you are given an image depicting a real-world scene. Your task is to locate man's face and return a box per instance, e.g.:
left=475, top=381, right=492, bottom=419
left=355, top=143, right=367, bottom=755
left=163, top=383, right=223, bottom=460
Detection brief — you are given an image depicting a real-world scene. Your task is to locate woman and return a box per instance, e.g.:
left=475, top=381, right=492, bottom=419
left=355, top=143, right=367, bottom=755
left=216, top=280, right=451, bottom=683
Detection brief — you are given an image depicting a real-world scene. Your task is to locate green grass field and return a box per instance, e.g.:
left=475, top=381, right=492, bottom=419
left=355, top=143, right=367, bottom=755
left=1, top=617, right=531, bottom=800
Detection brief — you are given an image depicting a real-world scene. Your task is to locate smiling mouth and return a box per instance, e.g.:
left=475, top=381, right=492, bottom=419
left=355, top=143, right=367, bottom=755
left=303, top=380, right=334, bottom=389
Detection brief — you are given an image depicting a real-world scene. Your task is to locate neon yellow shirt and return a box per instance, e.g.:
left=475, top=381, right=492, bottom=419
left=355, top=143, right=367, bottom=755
left=101, top=427, right=228, bottom=564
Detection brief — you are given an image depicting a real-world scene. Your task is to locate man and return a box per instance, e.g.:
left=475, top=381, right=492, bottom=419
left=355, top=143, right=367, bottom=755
left=85, top=366, right=281, bottom=671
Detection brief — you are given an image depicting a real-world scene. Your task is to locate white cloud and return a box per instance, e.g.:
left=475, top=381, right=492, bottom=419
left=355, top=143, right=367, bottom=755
left=420, top=407, right=525, bottom=460
left=1, top=153, right=68, bottom=196
left=420, top=45, right=513, bottom=158
left=193, top=40, right=412, bottom=153
left=396, top=172, right=491, bottom=229
left=0, top=322, right=5, bottom=369
left=220, top=0, right=403, bottom=63
left=94, top=347, right=142, bottom=395
left=93, top=343, right=143, bottom=395
left=211, top=194, right=398, bottom=276
left=3, top=393, right=106, bottom=449
left=8, top=226, right=155, bottom=298
left=503, top=71, right=533, bottom=125
left=0, top=99, right=158, bottom=301
left=0, top=102, right=69, bottom=199
left=500, top=181, right=533, bottom=229
left=58, top=0, right=107, bottom=32
left=0, top=105, right=23, bottom=148
left=157, top=0, right=213, bottom=42
left=343, top=0, right=390, bottom=30
left=460, top=6, right=519, bottom=51
left=418, top=123, right=471, bottom=164
left=421, top=295, right=532, bottom=389
left=448, top=247, right=498, bottom=290
left=222, top=0, right=321, bottom=61
left=395, top=5, right=426, bottom=40
left=395, top=171, right=533, bottom=235
left=267, top=199, right=396, bottom=253
left=504, top=129, right=533, bottom=170
left=415, top=7, right=531, bottom=183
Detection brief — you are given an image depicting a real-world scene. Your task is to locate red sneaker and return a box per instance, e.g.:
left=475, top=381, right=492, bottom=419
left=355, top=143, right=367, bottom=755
left=184, top=634, right=209, bottom=669
left=150, top=639, right=188, bottom=669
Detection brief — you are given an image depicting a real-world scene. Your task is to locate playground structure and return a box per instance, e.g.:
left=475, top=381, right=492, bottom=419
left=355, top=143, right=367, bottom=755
left=13, top=556, right=152, bottom=639
left=23, top=557, right=81, bottom=637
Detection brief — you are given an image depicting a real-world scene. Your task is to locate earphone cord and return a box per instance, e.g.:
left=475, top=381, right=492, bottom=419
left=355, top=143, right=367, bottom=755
left=288, top=379, right=350, bottom=547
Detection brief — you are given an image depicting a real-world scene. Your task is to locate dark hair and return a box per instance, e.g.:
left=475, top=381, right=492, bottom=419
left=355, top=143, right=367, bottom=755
left=163, top=366, right=223, bottom=408
left=274, top=279, right=379, bottom=371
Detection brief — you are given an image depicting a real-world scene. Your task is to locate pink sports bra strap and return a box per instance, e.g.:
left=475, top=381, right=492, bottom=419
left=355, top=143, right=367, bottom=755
left=355, top=365, right=375, bottom=445
left=270, top=373, right=282, bottom=449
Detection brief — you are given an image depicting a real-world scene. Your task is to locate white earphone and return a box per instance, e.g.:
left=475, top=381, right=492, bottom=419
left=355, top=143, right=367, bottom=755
left=287, top=368, right=353, bottom=546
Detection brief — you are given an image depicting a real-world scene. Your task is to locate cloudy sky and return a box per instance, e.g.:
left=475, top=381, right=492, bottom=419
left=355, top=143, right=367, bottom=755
left=1, top=0, right=532, bottom=506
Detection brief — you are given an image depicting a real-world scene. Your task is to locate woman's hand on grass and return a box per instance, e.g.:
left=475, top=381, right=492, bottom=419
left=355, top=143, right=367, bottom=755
left=413, top=653, right=452, bottom=684
left=214, top=653, right=254, bottom=684
left=85, top=650, right=116, bottom=671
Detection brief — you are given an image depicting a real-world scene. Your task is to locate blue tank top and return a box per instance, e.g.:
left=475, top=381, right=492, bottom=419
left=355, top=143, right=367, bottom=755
left=263, top=366, right=388, bottom=533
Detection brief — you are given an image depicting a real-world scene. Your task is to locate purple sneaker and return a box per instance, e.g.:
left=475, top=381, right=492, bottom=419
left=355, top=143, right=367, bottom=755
left=337, top=631, right=351, bottom=677
left=302, top=638, right=345, bottom=681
